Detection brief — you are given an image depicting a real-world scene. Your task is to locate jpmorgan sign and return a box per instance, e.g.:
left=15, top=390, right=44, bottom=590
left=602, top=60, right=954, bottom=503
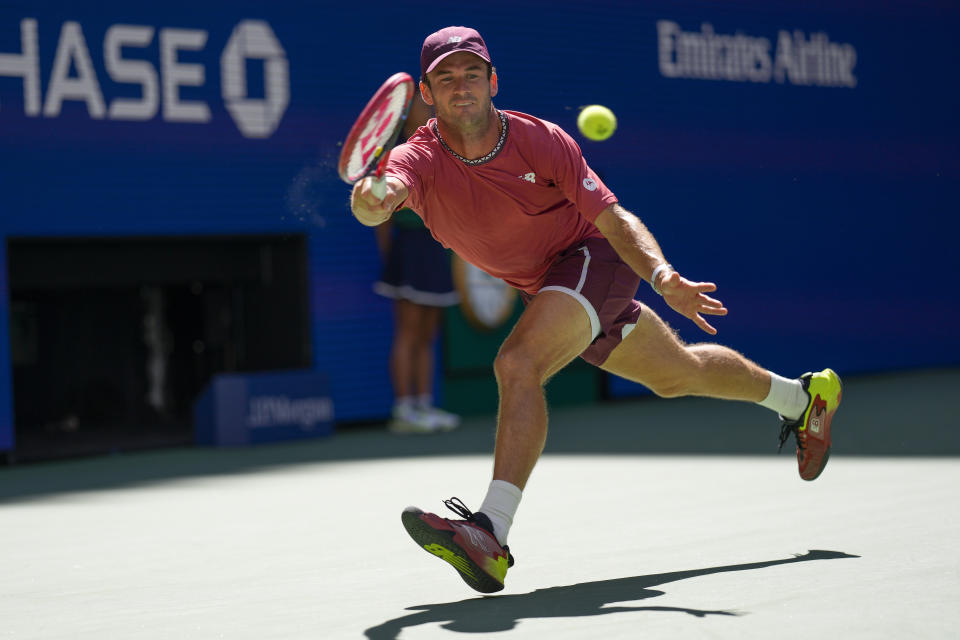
left=0, top=18, right=289, bottom=138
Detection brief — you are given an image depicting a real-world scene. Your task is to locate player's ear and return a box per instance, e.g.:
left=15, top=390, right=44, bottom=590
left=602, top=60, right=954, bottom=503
left=420, top=81, right=434, bottom=106
left=489, top=68, right=498, bottom=97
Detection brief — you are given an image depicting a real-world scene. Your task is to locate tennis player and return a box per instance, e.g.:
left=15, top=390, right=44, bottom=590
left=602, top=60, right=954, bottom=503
left=351, top=26, right=842, bottom=594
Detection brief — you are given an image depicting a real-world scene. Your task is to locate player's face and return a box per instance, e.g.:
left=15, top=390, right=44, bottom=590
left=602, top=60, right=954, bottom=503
left=422, top=52, right=497, bottom=132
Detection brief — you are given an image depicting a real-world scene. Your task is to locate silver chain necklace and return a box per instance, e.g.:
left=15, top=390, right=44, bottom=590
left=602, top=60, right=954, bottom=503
left=433, top=110, right=508, bottom=166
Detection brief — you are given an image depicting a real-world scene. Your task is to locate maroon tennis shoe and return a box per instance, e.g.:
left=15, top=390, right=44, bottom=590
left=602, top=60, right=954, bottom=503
left=778, top=369, right=843, bottom=481
left=401, top=498, right=514, bottom=593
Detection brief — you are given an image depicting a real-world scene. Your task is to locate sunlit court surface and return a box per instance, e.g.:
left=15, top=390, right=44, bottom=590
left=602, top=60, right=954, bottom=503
left=2, top=370, right=958, bottom=639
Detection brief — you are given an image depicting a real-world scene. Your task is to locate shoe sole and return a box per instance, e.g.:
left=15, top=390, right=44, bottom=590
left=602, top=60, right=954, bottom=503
left=806, top=448, right=831, bottom=481
left=401, top=507, right=504, bottom=593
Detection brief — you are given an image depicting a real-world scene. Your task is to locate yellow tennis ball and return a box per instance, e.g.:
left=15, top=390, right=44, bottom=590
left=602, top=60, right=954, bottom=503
left=577, top=105, right=617, bottom=141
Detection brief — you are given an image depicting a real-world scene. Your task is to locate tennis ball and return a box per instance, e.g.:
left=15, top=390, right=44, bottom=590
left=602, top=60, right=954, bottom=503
left=577, top=105, right=617, bottom=141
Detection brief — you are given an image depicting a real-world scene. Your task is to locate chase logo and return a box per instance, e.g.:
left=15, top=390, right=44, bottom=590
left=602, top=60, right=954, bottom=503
left=0, top=18, right=290, bottom=138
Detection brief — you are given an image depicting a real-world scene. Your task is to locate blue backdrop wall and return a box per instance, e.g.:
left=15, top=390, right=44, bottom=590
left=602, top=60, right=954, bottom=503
left=1, top=1, right=957, bottom=450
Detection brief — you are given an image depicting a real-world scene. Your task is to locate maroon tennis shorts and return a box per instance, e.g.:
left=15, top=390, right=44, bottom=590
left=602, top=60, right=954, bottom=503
left=524, top=236, right=643, bottom=366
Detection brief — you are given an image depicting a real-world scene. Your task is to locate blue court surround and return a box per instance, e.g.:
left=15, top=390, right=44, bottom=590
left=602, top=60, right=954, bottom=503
left=0, top=1, right=957, bottom=449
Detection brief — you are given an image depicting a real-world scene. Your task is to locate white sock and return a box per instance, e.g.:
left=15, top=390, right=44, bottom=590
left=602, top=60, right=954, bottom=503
left=416, top=393, right=433, bottom=409
left=394, top=396, right=416, bottom=414
left=757, top=372, right=808, bottom=420
left=478, top=479, right=522, bottom=546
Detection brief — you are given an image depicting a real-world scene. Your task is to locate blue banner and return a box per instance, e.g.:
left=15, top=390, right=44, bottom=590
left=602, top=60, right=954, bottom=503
left=194, top=370, right=334, bottom=446
left=1, top=1, right=957, bottom=447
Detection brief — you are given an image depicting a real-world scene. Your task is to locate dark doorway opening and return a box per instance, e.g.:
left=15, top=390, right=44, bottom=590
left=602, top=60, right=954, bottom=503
left=7, top=235, right=311, bottom=461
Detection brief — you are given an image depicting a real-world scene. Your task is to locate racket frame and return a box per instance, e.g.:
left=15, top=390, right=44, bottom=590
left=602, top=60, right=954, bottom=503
left=337, top=72, right=415, bottom=199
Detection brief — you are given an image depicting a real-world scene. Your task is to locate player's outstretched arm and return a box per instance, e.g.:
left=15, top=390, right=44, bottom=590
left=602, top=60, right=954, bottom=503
left=350, top=176, right=409, bottom=227
left=594, top=203, right=727, bottom=334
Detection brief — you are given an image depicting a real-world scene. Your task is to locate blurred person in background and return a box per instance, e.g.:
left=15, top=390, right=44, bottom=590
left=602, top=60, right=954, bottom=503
left=373, top=90, right=461, bottom=434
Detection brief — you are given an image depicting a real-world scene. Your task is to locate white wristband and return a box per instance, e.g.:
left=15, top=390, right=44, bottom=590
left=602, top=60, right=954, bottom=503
left=650, top=263, right=674, bottom=296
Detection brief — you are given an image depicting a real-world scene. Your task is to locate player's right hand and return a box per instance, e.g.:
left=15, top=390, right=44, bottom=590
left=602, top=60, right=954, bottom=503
left=351, top=176, right=408, bottom=226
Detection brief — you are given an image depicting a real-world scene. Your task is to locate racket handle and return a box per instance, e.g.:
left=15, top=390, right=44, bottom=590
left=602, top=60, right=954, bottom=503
left=370, top=175, right=387, bottom=200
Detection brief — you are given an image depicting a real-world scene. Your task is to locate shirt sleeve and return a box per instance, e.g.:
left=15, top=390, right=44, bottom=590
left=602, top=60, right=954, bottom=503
left=550, top=125, right=618, bottom=222
left=384, top=141, right=426, bottom=213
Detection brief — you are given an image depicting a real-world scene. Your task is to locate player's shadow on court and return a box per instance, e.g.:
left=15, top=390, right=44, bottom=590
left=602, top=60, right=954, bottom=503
left=364, top=549, right=858, bottom=639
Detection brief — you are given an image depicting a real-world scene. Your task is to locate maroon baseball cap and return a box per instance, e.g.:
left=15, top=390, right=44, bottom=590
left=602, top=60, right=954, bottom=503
left=420, top=26, right=491, bottom=77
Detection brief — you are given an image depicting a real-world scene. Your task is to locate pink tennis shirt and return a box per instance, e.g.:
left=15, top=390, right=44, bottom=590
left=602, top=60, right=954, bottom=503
left=385, top=110, right=617, bottom=295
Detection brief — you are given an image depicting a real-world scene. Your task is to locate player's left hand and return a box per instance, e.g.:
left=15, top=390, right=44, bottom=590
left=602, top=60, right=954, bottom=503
left=658, top=271, right=728, bottom=335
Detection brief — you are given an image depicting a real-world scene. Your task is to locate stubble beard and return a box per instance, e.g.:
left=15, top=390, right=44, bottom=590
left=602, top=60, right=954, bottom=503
left=441, top=97, right=495, bottom=137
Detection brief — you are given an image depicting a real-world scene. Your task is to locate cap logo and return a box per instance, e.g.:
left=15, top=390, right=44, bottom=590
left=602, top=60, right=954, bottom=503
left=447, top=36, right=462, bottom=43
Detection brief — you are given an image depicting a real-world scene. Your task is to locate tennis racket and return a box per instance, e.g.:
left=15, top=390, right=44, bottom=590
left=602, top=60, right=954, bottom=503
left=337, top=72, right=415, bottom=199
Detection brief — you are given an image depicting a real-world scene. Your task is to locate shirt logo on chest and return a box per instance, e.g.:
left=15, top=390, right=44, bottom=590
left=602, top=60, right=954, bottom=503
left=519, top=172, right=536, bottom=183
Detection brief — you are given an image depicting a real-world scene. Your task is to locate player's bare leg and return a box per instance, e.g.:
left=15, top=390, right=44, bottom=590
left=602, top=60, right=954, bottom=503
left=400, top=290, right=592, bottom=592
left=599, top=303, right=770, bottom=402
left=601, top=303, right=841, bottom=480
left=492, top=290, right=594, bottom=490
